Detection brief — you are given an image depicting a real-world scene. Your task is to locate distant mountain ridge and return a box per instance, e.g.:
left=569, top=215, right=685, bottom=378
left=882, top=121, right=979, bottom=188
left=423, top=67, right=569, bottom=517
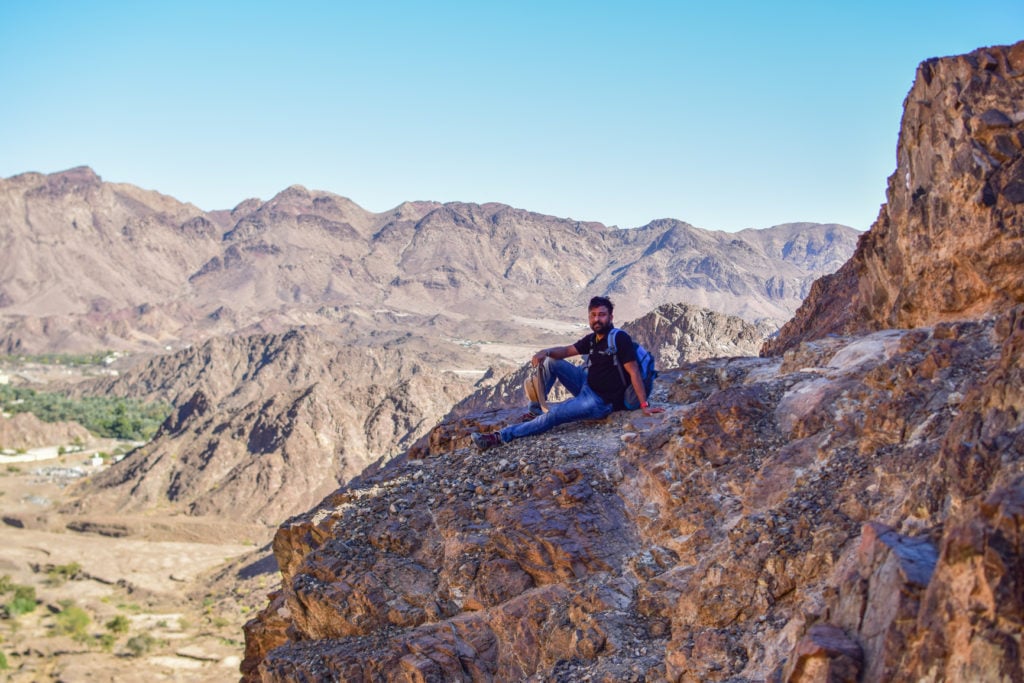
left=0, top=168, right=859, bottom=355
left=1, top=167, right=857, bottom=534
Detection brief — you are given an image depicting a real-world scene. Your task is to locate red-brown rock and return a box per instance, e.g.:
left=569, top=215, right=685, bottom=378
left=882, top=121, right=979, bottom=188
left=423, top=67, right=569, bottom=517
left=764, top=41, right=1024, bottom=356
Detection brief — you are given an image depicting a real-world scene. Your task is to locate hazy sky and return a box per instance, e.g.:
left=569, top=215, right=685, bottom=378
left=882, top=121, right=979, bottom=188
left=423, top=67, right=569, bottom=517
left=1, top=2, right=1021, bottom=232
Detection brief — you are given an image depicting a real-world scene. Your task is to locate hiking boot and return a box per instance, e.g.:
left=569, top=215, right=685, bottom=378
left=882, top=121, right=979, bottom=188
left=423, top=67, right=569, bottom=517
left=471, top=431, right=502, bottom=452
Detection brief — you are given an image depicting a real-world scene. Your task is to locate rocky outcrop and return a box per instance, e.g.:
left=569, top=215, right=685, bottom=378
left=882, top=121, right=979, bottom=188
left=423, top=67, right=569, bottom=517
left=624, top=303, right=775, bottom=368
left=0, top=412, right=93, bottom=451
left=241, top=42, right=1024, bottom=681
left=61, top=329, right=480, bottom=526
left=764, top=41, right=1024, bottom=355
left=241, top=308, right=1024, bottom=681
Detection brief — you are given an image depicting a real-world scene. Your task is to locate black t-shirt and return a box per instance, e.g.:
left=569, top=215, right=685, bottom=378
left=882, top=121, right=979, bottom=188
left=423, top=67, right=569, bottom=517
left=574, top=328, right=638, bottom=410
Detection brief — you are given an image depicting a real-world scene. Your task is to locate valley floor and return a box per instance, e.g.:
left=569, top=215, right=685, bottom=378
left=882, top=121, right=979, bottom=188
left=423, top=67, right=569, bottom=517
left=0, top=446, right=275, bottom=681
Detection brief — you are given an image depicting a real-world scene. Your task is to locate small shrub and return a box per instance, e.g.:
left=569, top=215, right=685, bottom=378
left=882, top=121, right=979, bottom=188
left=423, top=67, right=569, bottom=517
left=45, top=562, right=82, bottom=586
left=105, top=615, right=130, bottom=633
left=52, top=601, right=91, bottom=643
left=97, top=633, right=116, bottom=652
left=5, top=585, right=37, bottom=617
left=125, top=633, right=159, bottom=657
left=0, top=650, right=8, bottom=669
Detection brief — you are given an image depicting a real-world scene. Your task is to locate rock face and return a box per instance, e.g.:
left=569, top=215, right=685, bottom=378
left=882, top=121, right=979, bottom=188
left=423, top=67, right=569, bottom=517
left=241, top=310, right=1024, bottom=682
left=241, top=42, right=1024, bottom=681
left=764, top=41, right=1024, bottom=355
left=61, top=329, right=479, bottom=525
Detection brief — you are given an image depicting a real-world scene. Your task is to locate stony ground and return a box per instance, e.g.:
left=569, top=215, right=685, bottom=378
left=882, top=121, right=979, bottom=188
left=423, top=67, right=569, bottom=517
left=0, top=446, right=277, bottom=682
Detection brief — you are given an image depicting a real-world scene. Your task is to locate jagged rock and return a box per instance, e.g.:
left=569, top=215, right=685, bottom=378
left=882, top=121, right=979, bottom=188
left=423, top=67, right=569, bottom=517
left=784, top=624, right=863, bottom=683
left=241, top=306, right=1023, bottom=681
left=765, top=41, right=1024, bottom=355
left=242, top=41, right=1024, bottom=682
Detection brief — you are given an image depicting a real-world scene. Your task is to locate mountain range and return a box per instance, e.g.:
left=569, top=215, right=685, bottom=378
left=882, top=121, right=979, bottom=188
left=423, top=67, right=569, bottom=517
left=1, top=163, right=858, bottom=530
left=0, top=167, right=857, bottom=358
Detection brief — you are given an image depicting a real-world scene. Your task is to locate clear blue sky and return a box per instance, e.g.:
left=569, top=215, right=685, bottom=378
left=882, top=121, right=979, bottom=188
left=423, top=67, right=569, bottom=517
left=1, top=2, right=1021, bottom=232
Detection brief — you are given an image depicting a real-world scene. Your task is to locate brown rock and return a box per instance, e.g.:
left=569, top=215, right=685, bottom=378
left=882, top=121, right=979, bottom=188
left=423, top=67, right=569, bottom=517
left=785, top=624, right=863, bottom=683
left=229, top=41, right=1024, bottom=682
left=765, top=41, right=1024, bottom=356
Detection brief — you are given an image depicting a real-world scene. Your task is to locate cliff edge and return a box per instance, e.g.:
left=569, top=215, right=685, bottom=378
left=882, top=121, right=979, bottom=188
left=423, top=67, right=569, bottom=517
left=241, top=42, right=1024, bottom=682
left=763, top=41, right=1024, bottom=356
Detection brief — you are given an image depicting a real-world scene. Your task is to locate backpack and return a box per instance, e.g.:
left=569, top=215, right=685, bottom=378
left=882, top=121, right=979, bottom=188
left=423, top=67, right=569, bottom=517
left=595, top=328, right=657, bottom=410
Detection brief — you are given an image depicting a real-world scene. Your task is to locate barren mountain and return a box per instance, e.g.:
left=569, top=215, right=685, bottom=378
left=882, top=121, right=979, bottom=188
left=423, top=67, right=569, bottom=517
left=0, top=168, right=858, bottom=356
left=1, top=146, right=856, bottom=533
left=60, top=329, right=484, bottom=526
left=241, top=41, right=1024, bottom=681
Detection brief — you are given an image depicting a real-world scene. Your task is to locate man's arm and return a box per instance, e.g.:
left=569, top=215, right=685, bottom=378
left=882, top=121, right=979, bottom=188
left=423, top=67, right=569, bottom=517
left=531, top=344, right=579, bottom=367
left=623, top=360, right=664, bottom=415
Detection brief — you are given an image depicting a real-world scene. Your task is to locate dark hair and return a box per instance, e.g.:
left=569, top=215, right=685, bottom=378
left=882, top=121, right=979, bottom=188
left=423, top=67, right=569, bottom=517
left=588, top=296, right=614, bottom=313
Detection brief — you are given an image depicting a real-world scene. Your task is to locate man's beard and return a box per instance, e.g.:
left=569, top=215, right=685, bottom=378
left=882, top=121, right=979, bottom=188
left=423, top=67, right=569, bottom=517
left=591, top=321, right=611, bottom=335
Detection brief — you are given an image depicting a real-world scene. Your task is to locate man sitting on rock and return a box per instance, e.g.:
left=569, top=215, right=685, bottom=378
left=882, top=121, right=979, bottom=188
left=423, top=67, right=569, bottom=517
left=471, top=296, right=663, bottom=451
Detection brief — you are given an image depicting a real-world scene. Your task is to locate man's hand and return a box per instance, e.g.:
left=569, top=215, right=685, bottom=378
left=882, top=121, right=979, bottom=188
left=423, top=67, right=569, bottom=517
left=640, top=402, right=664, bottom=416
left=531, top=350, right=548, bottom=367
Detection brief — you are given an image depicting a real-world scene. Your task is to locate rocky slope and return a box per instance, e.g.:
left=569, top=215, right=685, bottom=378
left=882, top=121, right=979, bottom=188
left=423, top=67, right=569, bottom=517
left=60, top=329, right=483, bottom=526
left=447, top=303, right=773, bottom=419
left=241, top=41, right=1024, bottom=681
left=58, top=302, right=771, bottom=530
left=764, top=40, right=1024, bottom=355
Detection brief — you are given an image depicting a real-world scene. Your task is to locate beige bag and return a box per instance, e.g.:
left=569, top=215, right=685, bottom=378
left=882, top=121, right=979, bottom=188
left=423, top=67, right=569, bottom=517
left=524, top=361, right=551, bottom=413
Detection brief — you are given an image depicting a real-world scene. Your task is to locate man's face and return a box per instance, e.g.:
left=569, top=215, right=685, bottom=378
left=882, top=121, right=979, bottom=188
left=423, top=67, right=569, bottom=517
left=589, top=306, right=613, bottom=335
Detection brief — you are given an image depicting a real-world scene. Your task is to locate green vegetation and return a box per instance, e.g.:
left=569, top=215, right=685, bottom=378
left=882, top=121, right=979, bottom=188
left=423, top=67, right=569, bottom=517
left=0, top=384, right=170, bottom=441
left=1, top=581, right=37, bottom=618
left=0, top=650, right=8, bottom=669
left=125, top=633, right=161, bottom=657
left=51, top=601, right=91, bottom=643
left=0, top=351, right=118, bottom=366
left=105, top=614, right=131, bottom=633
left=44, top=563, right=82, bottom=587
left=97, top=633, right=117, bottom=652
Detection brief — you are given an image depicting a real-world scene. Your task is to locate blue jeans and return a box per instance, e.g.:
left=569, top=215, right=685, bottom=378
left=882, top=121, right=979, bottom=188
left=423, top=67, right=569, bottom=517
left=499, top=358, right=613, bottom=442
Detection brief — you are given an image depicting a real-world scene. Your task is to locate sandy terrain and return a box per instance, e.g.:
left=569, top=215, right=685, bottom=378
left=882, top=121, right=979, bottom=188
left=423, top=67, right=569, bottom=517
left=0, top=447, right=278, bottom=682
